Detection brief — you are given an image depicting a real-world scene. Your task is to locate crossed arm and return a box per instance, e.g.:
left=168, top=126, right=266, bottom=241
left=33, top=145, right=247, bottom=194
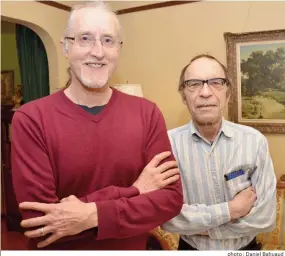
left=162, top=136, right=276, bottom=238
left=207, top=138, right=276, bottom=239
left=12, top=106, right=183, bottom=248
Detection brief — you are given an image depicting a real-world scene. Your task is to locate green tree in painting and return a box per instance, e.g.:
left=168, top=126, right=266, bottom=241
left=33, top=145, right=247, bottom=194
left=241, top=48, right=285, bottom=96
left=240, top=47, right=285, bottom=119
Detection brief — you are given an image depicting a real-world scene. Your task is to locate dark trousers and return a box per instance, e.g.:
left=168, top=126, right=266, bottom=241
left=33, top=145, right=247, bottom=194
left=178, top=237, right=262, bottom=250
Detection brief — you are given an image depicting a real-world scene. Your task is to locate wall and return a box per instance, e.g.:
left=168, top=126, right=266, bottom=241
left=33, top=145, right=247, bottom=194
left=1, top=21, right=21, bottom=87
left=112, top=1, right=285, bottom=178
left=1, top=1, right=70, bottom=94
left=1, top=1, right=284, bottom=178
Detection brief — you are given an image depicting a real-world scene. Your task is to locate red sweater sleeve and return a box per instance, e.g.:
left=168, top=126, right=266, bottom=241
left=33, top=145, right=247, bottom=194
left=92, top=104, right=183, bottom=240
left=79, top=186, right=139, bottom=203
left=11, top=110, right=139, bottom=221
left=11, top=111, right=59, bottom=219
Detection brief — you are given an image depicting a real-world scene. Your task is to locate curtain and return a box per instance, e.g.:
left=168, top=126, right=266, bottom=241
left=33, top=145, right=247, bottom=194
left=16, top=24, right=49, bottom=103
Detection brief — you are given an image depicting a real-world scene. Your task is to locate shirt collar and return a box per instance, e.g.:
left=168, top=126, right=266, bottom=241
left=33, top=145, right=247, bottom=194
left=189, top=118, right=234, bottom=140
left=221, top=119, right=234, bottom=138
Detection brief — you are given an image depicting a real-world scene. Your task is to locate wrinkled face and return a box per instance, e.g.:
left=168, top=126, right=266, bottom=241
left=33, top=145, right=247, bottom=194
left=183, top=57, right=229, bottom=126
left=63, top=7, right=121, bottom=89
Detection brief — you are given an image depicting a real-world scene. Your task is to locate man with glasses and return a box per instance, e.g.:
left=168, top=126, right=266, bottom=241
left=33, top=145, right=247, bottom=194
left=11, top=1, right=183, bottom=250
left=162, top=54, right=276, bottom=250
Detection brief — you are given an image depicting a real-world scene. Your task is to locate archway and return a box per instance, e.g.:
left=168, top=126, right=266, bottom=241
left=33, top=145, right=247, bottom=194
left=1, top=15, right=59, bottom=94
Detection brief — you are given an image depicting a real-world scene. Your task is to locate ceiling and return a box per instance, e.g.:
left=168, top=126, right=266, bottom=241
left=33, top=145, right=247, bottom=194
left=56, top=1, right=164, bottom=12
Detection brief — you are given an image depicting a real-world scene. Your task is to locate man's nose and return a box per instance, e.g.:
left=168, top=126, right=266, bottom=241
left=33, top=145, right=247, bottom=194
left=90, top=40, right=104, bottom=59
left=199, top=83, right=213, bottom=98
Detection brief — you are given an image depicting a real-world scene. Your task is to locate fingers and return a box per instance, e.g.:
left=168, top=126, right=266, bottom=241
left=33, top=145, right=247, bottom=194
left=24, top=225, right=53, bottom=238
left=248, top=189, right=257, bottom=199
left=244, top=187, right=257, bottom=208
left=37, top=233, right=61, bottom=248
left=60, top=195, right=77, bottom=203
left=245, top=186, right=254, bottom=192
left=248, top=186, right=256, bottom=193
left=239, top=186, right=256, bottom=197
left=162, top=174, right=180, bottom=187
left=21, top=215, right=49, bottom=228
left=146, top=151, right=171, bottom=168
left=250, top=192, right=257, bottom=202
left=158, top=161, right=178, bottom=173
left=162, top=168, right=180, bottom=180
left=60, top=198, right=69, bottom=203
left=19, top=202, right=54, bottom=213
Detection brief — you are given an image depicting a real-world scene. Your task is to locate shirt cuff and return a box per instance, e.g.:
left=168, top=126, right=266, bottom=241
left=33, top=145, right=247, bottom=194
left=211, top=202, right=231, bottom=226
left=208, top=202, right=231, bottom=239
left=96, top=200, right=119, bottom=240
left=118, top=186, right=140, bottom=198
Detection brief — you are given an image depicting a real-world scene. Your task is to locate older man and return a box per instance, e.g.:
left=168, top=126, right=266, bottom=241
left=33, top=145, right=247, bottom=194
left=162, top=54, right=276, bottom=250
left=11, top=1, right=183, bottom=250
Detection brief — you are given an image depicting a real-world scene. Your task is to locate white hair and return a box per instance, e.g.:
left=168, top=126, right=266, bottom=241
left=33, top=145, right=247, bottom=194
left=64, top=1, right=122, bottom=39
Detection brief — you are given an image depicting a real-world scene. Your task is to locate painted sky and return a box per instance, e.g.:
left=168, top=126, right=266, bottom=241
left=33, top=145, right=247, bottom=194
left=240, top=42, right=285, bottom=60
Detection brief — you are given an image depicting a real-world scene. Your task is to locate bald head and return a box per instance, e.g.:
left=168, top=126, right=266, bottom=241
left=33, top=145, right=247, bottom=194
left=64, top=1, right=122, bottom=40
left=61, top=1, right=122, bottom=90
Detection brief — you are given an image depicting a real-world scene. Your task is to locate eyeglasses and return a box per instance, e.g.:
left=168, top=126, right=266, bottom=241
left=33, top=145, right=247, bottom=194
left=183, top=78, right=228, bottom=92
left=65, top=34, right=123, bottom=49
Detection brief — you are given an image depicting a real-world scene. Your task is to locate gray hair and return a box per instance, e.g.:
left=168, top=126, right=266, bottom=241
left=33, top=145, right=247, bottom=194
left=64, top=1, right=122, bottom=40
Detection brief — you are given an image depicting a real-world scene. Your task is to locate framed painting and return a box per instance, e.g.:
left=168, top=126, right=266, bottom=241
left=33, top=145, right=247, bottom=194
left=224, top=30, right=285, bottom=133
left=1, top=70, right=14, bottom=105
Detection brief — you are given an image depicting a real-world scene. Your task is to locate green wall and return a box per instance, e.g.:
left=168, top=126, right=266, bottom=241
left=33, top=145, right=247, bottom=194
left=1, top=21, right=22, bottom=87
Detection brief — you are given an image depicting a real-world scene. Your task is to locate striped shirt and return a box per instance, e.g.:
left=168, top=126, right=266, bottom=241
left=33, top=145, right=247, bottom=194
left=162, top=119, right=276, bottom=250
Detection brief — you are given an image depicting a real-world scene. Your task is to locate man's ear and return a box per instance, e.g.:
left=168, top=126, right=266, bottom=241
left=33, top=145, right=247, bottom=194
left=181, top=91, right=187, bottom=105
left=60, top=38, right=68, bottom=56
left=226, top=88, right=231, bottom=103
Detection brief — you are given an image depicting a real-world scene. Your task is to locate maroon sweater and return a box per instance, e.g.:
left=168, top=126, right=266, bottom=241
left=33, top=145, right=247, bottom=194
left=11, top=88, right=183, bottom=250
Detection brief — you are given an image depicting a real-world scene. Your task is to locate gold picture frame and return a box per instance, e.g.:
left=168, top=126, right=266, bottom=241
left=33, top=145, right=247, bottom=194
left=224, top=29, right=285, bottom=134
left=1, top=70, right=14, bottom=105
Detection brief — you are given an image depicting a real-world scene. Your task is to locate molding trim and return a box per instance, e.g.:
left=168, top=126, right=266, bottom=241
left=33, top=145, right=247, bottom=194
left=37, top=1, right=71, bottom=12
left=116, top=1, right=198, bottom=15
left=36, top=1, right=199, bottom=14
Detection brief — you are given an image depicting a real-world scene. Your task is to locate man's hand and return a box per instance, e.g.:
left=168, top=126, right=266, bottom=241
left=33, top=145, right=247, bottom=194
left=19, top=195, right=97, bottom=248
left=228, top=186, right=257, bottom=221
left=133, top=151, right=180, bottom=194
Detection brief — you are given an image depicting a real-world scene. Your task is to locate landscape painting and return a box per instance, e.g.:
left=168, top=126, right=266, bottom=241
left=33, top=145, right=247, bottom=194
left=225, top=30, right=285, bottom=133
left=239, top=42, right=285, bottom=120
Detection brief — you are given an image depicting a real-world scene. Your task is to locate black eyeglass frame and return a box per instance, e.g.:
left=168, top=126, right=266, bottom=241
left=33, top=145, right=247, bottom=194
left=184, top=78, right=228, bottom=86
